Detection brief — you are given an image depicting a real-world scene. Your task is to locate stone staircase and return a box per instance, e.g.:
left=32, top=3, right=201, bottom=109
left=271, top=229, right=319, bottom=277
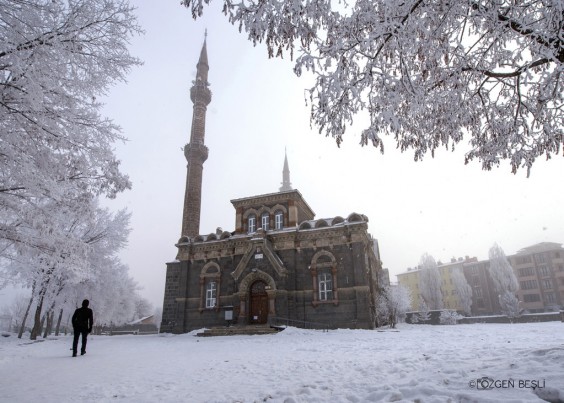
left=196, top=324, right=282, bottom=337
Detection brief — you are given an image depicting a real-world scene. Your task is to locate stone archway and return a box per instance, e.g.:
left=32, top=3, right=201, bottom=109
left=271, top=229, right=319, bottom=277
left=237, top=271, right=277, bottom=324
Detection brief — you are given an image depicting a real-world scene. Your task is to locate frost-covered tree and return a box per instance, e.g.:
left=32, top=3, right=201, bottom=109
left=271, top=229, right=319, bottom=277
left=0, top=0, right=140, bottom=266
left=184, top=0, right=564, bottom=174
left=3, top=199, right=131, bottom=339
left=452, top=269, right=472, bottom=315
left=418, top=254, right=443, bottom=310
left=375, top=284, right=411, bottom=328
left=488, top=243, right=520, bottom=318
left=439, top=310, right=463, bottom=325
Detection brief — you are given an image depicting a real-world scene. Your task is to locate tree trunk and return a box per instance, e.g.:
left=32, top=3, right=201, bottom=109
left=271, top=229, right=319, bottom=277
left=30, top=295, right=44, bottom=340
left=55, top=308, right=63, bottom=336
left=18, top=295, right=34, bottom=339
left=43, top=310, right=53, bottom=338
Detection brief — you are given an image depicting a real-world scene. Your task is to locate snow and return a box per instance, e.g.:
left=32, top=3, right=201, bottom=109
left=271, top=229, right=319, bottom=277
left=1, top=322, right=563, bottom=402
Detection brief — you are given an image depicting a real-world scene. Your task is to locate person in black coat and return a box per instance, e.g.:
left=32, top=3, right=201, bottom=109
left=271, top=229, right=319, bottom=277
left=72, top=299, right=93, bottom=357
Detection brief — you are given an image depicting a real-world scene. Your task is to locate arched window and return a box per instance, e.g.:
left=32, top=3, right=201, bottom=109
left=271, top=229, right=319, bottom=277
left=248, top=214, right=256, bottom=233
left=274, top=210, right=284, bottom=230
left=205, top=281, right=217, bottom=308
left=261, top=212, right=269, bottom=231
left=199, top=263, right=221, bottom=312
left=310, top=250, right=338, bottom=306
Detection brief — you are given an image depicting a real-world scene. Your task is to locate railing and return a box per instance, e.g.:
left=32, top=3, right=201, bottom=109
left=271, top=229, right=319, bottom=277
left=268, top=316, right=332, bottom=332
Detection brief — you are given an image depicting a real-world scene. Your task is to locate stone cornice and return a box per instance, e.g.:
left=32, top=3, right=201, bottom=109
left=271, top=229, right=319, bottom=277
left=230, top=189, right=315, bottom=218
left=175, top=221, right=371, bottom=260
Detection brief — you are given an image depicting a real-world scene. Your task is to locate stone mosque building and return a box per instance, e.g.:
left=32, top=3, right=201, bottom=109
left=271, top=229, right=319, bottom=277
left=160, top=39, right=388, bottom=333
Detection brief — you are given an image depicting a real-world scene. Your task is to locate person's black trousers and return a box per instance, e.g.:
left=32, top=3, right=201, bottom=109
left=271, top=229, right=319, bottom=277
left=72, top=330, right=88, bottom=356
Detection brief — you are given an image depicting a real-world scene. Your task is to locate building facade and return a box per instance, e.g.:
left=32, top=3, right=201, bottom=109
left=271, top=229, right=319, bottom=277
left=397, top=243, right=564, bottom=316
left=510, top=242, right=564, bottom=313
left=160, top=40, right=386, bottom=333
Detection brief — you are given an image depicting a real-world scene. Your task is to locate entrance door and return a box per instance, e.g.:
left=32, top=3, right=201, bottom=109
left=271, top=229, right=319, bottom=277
left=250, top=281, right=269, bottom=324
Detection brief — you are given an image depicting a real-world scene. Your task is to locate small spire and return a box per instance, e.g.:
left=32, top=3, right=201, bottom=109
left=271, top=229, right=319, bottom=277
left=279, top=149, right=292, bottom=192
left=196, top=32, right=209, bottom=82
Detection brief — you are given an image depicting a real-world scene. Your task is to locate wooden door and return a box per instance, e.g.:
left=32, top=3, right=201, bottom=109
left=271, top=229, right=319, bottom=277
left=250, top=281, right=268, bottom=324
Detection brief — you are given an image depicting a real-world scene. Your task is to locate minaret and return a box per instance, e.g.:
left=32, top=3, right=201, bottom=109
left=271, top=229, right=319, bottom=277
left=279, top=149, right=292, bottom=192
left=181, top=36, right=211, bottom=238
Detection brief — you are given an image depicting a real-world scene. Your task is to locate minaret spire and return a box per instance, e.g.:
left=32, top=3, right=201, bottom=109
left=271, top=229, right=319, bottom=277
left=181, top=36, right=212, bottom=238
left=279, top=149, right=292, bottom=192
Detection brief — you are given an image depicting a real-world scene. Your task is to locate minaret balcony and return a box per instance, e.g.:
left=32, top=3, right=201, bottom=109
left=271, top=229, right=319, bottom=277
left=184, top=142, right=209, bottom=163
left=190, top=84, right=211, bottom=105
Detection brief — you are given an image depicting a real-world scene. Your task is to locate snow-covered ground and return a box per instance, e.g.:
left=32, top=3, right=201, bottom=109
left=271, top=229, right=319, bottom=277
left=1, top=322, right=563, bottom=402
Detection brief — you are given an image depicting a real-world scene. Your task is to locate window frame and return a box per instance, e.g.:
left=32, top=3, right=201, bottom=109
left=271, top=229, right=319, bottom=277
left=274, top=210, right=283, bottom=230
left=261, top=212, right=269, bottom=231
left=248, top=214, right=256, bottom=233
left=318, top=271, right=333, bottom=301
left=205, top=281, right=217, bottom=308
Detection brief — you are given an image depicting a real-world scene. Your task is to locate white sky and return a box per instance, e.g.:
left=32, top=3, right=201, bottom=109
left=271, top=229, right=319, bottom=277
left=97, top=1, right=564, bottom=310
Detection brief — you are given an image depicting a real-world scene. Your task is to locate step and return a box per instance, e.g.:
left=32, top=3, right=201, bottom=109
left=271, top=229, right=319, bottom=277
left=196, top=325, right=281, bottom=337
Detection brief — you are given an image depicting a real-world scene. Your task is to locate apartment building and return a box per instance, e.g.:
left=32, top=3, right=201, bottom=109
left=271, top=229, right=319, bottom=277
left=509, top=242, right=564, bottom=313
left=397, top=242, right=564, bottom=316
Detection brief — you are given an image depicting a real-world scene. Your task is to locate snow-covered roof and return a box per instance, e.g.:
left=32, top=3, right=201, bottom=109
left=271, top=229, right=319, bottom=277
left=515, top=242, right=563, bottom=255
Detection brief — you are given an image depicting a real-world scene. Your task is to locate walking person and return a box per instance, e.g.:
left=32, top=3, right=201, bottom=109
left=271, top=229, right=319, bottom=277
left=72, top=299, right=93, bottom=357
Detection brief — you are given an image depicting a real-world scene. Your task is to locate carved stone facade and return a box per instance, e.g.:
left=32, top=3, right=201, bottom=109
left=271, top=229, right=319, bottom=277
left=160, top=40, right=387, bottom=333
left=161, top=189, right=386, bottom=332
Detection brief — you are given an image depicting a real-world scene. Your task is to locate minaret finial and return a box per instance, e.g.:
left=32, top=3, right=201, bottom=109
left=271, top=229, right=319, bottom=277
left=279, top=149, right=292, bottom=192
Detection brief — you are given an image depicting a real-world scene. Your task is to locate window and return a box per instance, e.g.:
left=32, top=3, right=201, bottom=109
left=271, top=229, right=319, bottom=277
left=248, top=214, right=256, bottom=233
left=517, top=256, right=532, bottom=264
left=477, top=299, right=485, bottom=308
left=318, top=272, right=333, bottom=301
left=538, top=266, right=550, bottom=277
left=545, top=292, right=555, bottom=303
left=311, top=250, right=338, bottom=306
left=519, top=267, right=535, bottom=277
left=474, top=287, right=482, bottom=297
left=523, top=294, right=541, bottom=302
left=205, top=281, right=217, bottom=308
left=274, top=210, right=283, bottom=230
left=535, top=253, right=547, bottom=264
left=555, top=252, right=561, bottom=259
left=542, top=279, right=553, bottom=290
left=473, top=276, right=480, bottom=286
left=261, top=212, right=270, bottom=231
left=520, top=280, right=538, bottom=290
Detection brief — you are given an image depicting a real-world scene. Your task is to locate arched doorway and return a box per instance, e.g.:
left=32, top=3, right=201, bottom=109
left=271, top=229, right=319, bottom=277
left=249, top=280, right=268, bottom=324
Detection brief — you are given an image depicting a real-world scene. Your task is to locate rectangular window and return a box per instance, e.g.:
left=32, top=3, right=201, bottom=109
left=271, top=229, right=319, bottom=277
left=517, top=256, right=532, bottom=264
left=545, top=292, right=555, bottom=303
left=523, top=294, right=541, bottom=302
left=519, top=267, right=535, bottom=277
left=318, top=272, right=333, bottom=301
left=206, top=282, right=217, bottom=308
left=535, top=253, right=547, bottom=264
left=542, top=279, right=553, bottom=290
left=538, top=266, right=550, bottom=277
left=474, top=287, right=482, bottom=297
left=520, top=280, right=538, bottom=290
